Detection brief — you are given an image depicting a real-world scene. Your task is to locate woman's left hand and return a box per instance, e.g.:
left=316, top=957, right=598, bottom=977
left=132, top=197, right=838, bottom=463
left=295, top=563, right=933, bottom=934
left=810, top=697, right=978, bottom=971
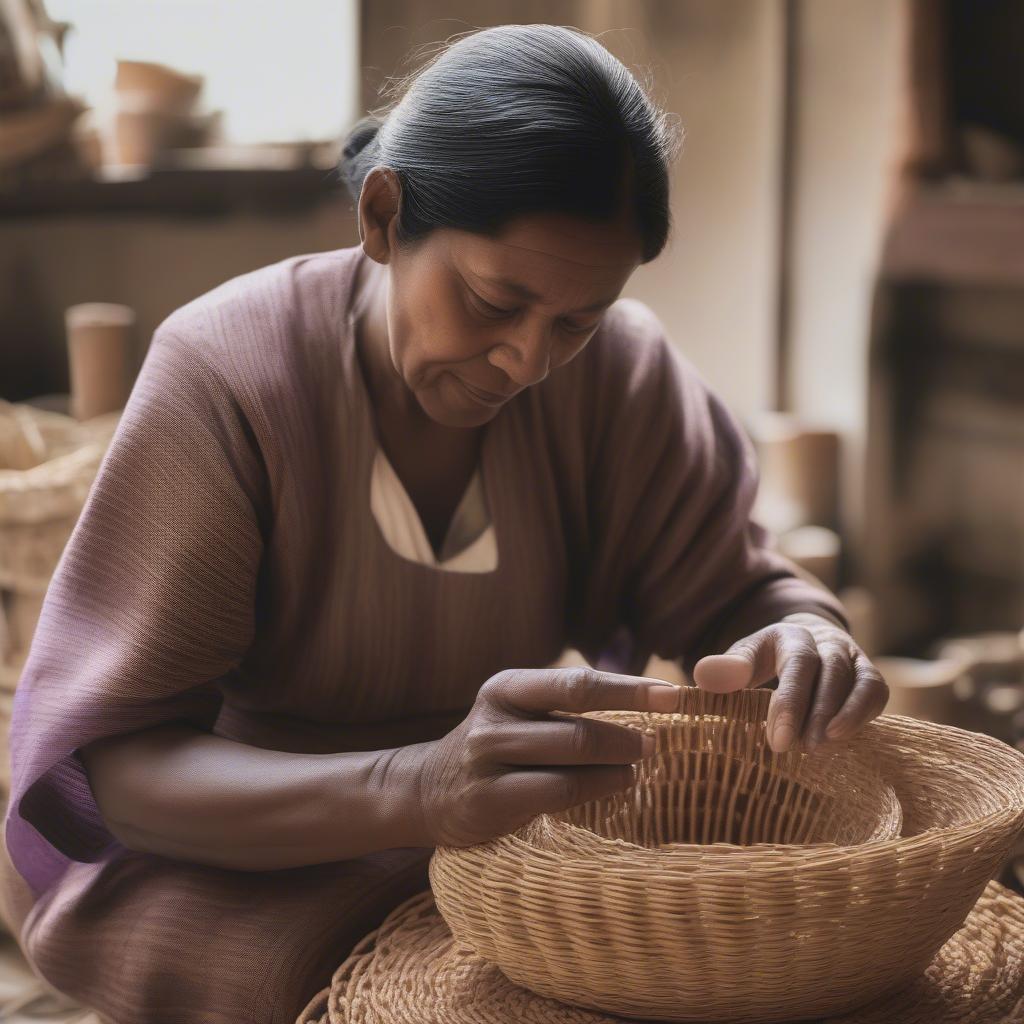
left=691, top=612, right=889, bottom=754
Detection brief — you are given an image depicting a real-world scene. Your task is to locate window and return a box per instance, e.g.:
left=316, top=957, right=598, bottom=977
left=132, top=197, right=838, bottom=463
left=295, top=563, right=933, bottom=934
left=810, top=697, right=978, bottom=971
left=44, top=0, right=360, bottom=146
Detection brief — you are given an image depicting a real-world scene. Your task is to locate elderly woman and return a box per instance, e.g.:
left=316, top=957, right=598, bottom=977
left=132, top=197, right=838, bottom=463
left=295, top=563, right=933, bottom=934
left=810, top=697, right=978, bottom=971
left=0, top=23, right=886, bottom=1024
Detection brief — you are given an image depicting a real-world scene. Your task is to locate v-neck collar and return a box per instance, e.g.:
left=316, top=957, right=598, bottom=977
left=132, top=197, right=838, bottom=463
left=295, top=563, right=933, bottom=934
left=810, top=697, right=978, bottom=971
left=370, top=444, right=498, bottom=570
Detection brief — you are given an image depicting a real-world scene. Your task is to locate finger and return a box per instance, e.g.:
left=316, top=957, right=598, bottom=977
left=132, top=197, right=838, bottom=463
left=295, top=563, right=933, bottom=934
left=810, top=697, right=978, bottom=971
left=469, top=716, right=655, bottom=768
left=692, top=653, right=754, bottom=692
left=801, top=640, right=856, bottom=751
left=766, top=625, right=821, bottom=753
left=693, top=625, right=789, bottom=693
left=487, top=763, right=637, bottom=824
left=483, top=666, right=680, bottom=716
left=824, top=655, right=891, bottom=740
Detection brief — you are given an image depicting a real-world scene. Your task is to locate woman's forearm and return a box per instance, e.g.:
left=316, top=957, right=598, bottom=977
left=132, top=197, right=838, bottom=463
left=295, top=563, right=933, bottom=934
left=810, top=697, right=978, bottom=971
left=79, top=723, right=434, bottom=870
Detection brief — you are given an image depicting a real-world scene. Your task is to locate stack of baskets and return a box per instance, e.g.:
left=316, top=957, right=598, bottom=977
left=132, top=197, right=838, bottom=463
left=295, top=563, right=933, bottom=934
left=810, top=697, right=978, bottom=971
left=0, top=399, right=120, bottom=793
left=298, top=684, right=1024, bottom=1024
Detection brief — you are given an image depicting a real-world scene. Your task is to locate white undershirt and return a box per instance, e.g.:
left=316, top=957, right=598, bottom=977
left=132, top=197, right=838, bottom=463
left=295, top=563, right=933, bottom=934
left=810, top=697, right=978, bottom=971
left=369, top=444, right=498, bottom=573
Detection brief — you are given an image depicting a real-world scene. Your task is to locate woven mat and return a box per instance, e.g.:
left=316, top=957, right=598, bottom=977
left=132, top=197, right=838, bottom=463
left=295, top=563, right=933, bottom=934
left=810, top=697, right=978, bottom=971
left=295, top=879, right=1024, bottom=1024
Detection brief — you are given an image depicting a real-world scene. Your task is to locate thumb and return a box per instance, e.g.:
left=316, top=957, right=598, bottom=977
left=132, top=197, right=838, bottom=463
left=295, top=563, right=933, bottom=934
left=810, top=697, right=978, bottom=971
left=692, top=627, right=780, bottom=693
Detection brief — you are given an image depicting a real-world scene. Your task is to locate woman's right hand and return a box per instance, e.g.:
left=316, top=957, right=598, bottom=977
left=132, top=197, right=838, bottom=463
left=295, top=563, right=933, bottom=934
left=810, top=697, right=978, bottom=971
left=407, top=667, right=681, bottom=848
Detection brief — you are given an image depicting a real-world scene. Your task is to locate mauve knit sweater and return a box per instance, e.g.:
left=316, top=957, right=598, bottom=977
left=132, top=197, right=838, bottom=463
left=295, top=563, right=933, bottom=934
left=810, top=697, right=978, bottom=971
left=0, top=245, right=847, bottom=1023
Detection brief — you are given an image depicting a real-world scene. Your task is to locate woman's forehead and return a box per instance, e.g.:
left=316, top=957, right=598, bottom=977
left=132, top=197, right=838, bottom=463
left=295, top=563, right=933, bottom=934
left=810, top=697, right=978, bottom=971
left=443, top=215, right=641, bottom=296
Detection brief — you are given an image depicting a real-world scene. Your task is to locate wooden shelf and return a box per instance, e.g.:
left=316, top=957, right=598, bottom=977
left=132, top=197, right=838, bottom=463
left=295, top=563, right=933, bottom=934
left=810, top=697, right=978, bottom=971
left=0, top=144, right=347, bottom=218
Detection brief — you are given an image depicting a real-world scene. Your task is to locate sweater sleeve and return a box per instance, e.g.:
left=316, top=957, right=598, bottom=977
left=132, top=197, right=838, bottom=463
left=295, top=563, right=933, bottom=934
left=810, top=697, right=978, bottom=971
left=572, top=301, right=848, bottom=679
left=3, top=325, right=267, bottom=896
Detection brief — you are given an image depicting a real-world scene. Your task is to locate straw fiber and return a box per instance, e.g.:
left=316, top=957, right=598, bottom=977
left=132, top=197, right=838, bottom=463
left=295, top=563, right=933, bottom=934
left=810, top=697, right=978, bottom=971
left=425, top=687, right=1024, bottom=1021
left=0, top=404, right=119, bottom=592
left=294, top=878, right=1024, bottom=1024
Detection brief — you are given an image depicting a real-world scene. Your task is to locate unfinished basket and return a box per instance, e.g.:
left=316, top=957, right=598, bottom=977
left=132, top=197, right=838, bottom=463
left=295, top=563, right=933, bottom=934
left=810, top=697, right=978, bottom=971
left=295, top=878, right=1024, bottom=1024
left=429, top=686, right=1024, bottom=1022
left=533, top=688, right=901, bottom=850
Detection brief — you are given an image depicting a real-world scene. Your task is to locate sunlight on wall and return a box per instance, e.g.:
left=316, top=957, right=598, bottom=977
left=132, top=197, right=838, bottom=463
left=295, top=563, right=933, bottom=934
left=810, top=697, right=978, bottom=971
left=45, top=0, right=360, bottom=145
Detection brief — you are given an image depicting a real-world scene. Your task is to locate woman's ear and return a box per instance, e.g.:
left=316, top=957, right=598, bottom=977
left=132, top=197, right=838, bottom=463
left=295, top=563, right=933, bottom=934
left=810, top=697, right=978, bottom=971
left=357, top=166, right=401, bottom=264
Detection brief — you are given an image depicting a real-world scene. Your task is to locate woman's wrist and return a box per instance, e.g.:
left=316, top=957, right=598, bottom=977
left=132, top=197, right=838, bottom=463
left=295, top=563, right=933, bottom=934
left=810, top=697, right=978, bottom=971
left=781, top=609, right=849, bottom=633
left=357, top=740, right=438, bottom=851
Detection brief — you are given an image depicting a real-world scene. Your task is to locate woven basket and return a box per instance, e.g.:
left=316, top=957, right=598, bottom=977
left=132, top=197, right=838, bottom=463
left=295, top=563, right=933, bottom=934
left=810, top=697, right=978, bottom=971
left=529, top=688, right=901, bottom=849
left=295, top=878, right=1024, bottom=1024
left=429, top=686, right=1024, bottom=1022
left=0, top=403, right=119, bottom=593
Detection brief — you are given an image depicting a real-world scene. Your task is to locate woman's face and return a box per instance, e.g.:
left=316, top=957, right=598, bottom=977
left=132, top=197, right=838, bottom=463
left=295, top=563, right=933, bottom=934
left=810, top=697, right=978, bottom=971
left=357, top=166, right=644, bottom=430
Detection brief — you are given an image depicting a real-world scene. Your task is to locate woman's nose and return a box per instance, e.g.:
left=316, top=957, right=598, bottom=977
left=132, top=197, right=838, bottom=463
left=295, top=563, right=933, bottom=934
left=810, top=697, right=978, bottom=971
left=488, top=324, right=554, bottom=388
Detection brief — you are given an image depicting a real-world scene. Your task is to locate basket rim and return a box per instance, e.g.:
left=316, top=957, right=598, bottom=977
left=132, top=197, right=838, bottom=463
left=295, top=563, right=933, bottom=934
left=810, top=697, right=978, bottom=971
left=434, top=704, right=1024, bottom=868
left=548, top=719, right=904, bottom=849
left=452, top=802, right=1019, bottom=868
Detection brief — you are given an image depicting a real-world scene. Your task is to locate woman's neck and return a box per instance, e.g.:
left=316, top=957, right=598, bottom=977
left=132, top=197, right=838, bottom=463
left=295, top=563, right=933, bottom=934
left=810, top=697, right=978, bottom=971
left=351, top=251, right=431, bottom=431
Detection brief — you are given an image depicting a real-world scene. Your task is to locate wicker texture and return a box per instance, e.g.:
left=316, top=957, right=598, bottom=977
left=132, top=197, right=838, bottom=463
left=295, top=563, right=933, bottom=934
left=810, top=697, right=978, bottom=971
left=427, top=687, right=1024, bottom=1022
left=295, top=879, right=1024, bottom=1024
left=0, top=403, right=119, bottom=593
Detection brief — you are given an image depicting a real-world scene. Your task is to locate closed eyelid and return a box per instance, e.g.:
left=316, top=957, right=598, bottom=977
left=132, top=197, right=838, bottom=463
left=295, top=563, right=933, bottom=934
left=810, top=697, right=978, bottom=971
left=467, top=289, right=514, bottom=316
left=469, top=292, right=586, bottom=330
left=467, top=287, right=600, bottom=330
left=477, top=293, right=512, bottom=313
left=463, top=272, right=615, bottom=316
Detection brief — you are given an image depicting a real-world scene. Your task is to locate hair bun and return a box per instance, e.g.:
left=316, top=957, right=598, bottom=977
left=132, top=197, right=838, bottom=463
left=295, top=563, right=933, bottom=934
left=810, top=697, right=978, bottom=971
left=342, top=116, right=383, bottom=159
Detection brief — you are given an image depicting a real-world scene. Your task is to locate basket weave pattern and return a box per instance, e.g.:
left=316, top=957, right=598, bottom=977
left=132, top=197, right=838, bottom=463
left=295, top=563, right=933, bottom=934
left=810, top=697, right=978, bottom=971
left=295, top=879, right=1024, bottom=1024
left=537, top=687, right=900, bottom=849
left=428, top=687, right=1024, bottom=1022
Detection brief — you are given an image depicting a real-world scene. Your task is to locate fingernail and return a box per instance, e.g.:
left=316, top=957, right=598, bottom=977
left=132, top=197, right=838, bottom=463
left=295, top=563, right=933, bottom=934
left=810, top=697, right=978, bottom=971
left=771, top=719, right=796, bottom=752
left=647, top=684, right=679, bottom=712
left=641, top=733, right=656, bottom=757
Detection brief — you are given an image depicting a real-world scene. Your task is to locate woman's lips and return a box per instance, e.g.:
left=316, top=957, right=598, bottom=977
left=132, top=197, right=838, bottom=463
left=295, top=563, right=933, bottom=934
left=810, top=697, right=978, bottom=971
left=458, top=377, right=514, bottom=405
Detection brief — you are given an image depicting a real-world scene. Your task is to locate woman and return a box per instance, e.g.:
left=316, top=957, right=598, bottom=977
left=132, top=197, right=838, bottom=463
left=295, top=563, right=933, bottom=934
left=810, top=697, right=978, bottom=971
left=0, top=24, right=886, bottom=1024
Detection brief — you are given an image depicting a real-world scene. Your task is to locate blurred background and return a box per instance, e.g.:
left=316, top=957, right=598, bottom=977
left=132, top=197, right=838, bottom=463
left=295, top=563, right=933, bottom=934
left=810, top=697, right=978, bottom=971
left=0, top=0, right=1023, bottom=908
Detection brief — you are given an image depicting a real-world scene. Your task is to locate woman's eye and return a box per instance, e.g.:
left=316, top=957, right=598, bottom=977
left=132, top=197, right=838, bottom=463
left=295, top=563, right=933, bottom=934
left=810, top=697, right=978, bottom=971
left=470, top=293, right=515, bottom=319
left=563, top=320, right=599, bottom=334
left=468, top=289, right=600, bottom=334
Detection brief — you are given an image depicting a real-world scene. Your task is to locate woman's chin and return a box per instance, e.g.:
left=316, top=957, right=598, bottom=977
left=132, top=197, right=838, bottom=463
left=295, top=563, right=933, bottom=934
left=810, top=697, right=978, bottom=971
left=432, top=402, right=498, bottom=429
left=420, top=378, right=503, bottom=428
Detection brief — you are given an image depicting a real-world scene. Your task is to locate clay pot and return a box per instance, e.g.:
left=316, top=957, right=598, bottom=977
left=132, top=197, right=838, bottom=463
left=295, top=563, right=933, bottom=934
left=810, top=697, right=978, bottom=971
left=114, top=60, right=203, bottom=116
left=778, top=525, right=841, bottom=592
left=749, top=413, right=840, bottom=533
left=874, top=654, right=972, bottom=725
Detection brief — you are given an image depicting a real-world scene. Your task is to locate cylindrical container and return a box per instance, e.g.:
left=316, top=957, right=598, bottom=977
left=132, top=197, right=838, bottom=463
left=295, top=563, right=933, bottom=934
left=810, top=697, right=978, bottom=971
left=794, top=429, right=841, bottom=527
left=874, top=655, right=971, bottom=725
left=935, top=633, right=1024, bottom=745
left=111, top=103, right=189, bottom=166
left=65, top=303, right=135, bottom=421
left=778, top=525, right=841, bottom=592
left=935, top=632, right=1024, bottom=688
left=749, top=413, right=840, bottom=533
left=114, top=60, right=203, bottom=116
